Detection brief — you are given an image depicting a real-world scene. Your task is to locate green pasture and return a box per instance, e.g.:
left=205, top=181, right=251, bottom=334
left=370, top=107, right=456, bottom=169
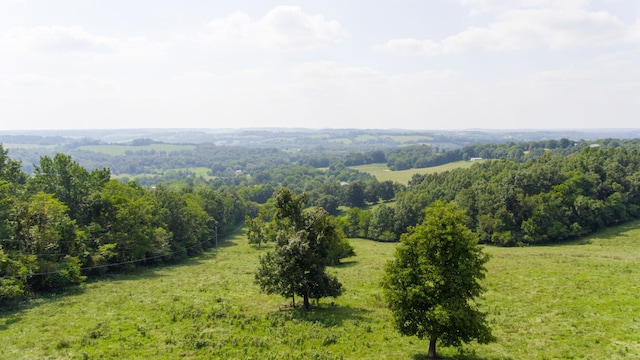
left=381, top=135, right=433, bottom=143
left=1, top=144, right=57, bottom=150
left=79, top=144, right=196, bottom=156
left=112, top=167, right=214, bottom=182
left=352, top=161, right=482, bottom=184
left=328, top=138, right=352, bottom=145
left=2, top=222, right=640, bottom=359
left=354, top=135, right=378, bottom=142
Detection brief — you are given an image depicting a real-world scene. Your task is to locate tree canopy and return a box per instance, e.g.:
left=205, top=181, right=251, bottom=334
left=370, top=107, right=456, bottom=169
left=382, top=201, right=494, bottom=358
left=255, top=188, right=353, bottom=310
left=0, top=147, right=246, bottom=303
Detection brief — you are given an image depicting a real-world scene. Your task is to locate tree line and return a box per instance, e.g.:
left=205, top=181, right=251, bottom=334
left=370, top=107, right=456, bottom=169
left=352, top=147, right=640, bottom=246
left=343, top=138, right=640, bottom=170
left=0, top=145, right=245, bottom=303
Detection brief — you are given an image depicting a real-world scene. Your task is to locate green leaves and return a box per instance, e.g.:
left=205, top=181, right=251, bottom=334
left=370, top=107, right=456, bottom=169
left=255, top=188, right=350, bottom=310
left=382, top=201, right=493, bottom=356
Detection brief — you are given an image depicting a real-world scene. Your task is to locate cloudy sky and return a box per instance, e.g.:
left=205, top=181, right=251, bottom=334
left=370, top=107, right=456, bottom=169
left=1, top=0, right=639, bottom=130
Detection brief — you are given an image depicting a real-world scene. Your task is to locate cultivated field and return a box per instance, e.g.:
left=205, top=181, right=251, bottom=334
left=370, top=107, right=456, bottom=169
left=351, top=161, right=482, bottom=184
left=1, top=222, right=639, bottom=359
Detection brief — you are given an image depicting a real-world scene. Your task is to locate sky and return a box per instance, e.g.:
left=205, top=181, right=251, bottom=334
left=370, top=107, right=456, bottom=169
left=1, top=0, right=640, bottom=131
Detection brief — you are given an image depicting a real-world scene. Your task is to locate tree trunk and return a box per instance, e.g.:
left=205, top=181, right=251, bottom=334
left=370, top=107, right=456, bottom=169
left=303, top=294, right=310, bottom=310
left=427, top=337, right=437, bottom=359
left=292, top=294, right=295, bottom=308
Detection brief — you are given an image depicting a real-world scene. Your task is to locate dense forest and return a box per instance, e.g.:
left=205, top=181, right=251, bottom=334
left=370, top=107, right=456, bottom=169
left=3, top=132, right=640, bottom=303
left=342, top=147, right=640, bottom=246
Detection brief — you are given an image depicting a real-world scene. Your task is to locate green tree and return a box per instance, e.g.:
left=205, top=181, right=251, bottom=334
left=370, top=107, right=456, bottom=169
left=28, top=154, right=110, bottom=224
left=154, top=186, right=208, bottom=258
left=255, top=188, right=350, bottom=310
left=0, top=244, right=38, bottom=302
left=382, top=201, right=494, bottom=359
left=344, top=181, right=366, bottom=208
left=245, top=215, right=267, bottom=247
left=11, top=193, right=85, bottom=290
left=376, top=180, right=396, bottom=202
left=368, top=203, right=396, bottom=241
left=91, top=181, right=163, bottom=265
left=315, top=194, right=340, bottom=216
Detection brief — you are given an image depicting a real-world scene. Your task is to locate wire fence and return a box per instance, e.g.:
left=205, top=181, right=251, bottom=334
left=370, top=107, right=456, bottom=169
left=0, top=235, right=219, bottom=281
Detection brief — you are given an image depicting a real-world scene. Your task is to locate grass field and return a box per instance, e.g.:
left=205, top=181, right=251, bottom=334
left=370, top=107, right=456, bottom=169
left=79, top=144, right=196, bottom=156
left=1, top=144, right=57, bottom=150
left=1, top=222, right=640, bottom=359
left=381, top=135, right=434, bottom=143
left=112, top=167, right=215, bottom=182
left=351, top=161, right=482, bottom=184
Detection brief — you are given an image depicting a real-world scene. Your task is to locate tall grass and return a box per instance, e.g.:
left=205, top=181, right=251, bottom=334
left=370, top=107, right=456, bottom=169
left=1, top=222, right=640, bottom=359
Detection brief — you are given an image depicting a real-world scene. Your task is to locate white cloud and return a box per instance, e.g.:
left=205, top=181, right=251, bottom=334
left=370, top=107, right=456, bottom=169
left=0, top=72, right=120, bottom=93
left=629, top=19, right=640, bottom=42
left=200, top=6, right=347, bottom=51
left=0, top=26, right=165, bottom=59
left=372, top=38, right=442, bottom=56
left=290, top=61, right=385, bottom=84
left=459, top=0, right=589, bottom=14
left=374, top=6, right=631, bottom=55
left=434, top=54, right=640, bottom=129
left=527, top=55, right=640, bottom=88
left=289, top=61, right=456, bottom=98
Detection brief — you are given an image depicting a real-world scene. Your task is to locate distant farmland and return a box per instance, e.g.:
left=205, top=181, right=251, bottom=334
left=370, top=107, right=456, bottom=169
left=80, top=144, right=196, bottom=156
left=351, top=160, right=483, bottom=184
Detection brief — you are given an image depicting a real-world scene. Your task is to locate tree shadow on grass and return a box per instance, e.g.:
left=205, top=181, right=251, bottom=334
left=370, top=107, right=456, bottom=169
left=413, top=351, right=513, bottom=360
left=0, top=310, right=22, bottom=331
left=0, top=232, right=236, bottom=319
left=539, top=219, right=640, bottom=247
left=334, top=260, right=358, bottom=268
left=268, top=303, right=371, bottom=328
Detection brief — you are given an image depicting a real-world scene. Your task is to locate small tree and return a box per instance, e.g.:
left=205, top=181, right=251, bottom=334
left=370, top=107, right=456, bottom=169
left=245, top=215, right=267, bottom=247
left=382, top=201, right=494, bottom=359
left=255, top=188, right=350, bottom=310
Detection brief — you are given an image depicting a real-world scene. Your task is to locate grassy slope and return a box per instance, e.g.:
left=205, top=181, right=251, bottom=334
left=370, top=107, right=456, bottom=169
left=1, top=223, right=640, bottom=359
left=351, top=161, right=481, bottom=184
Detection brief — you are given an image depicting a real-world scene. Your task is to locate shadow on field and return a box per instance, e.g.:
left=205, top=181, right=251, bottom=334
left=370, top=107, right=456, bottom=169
left=0, top=232, right=236, bottom=321
left=540, top=219, right=640, bottom=247
left=270, top=304, right=371, bottom=327
left=0, top=310, right=22, bottom=331
left=334, top=260, right=358, bottom=268
left=413, top=352, right=512, bottom=360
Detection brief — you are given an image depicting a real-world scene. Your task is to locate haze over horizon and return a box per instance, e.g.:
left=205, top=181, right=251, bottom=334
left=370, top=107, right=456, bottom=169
left=2, top=1, right=639, bottom=131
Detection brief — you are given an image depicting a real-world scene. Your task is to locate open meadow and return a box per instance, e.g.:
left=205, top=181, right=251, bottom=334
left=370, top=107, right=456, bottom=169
left=351, top=161, right=482, bottom=184
left=79, top=144, right=196, bottom=156
left=1, top=222, right=640, bottom=359
left=111, top=167, right=216, bottom=182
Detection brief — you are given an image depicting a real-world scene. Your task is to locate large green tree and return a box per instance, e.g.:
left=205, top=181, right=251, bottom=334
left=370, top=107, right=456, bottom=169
left=382, top=201, right=494, bottom=359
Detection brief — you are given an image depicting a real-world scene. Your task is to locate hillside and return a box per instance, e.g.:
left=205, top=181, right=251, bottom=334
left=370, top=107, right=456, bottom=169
left=2, top=222, right=639, bottom=359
